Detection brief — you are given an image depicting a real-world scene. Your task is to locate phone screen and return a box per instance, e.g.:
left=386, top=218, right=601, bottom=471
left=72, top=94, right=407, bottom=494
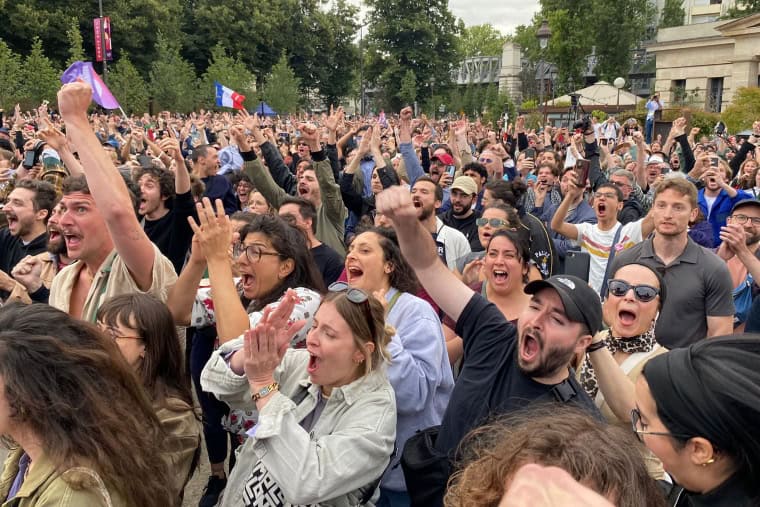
left=710, top=157, right=719, bottom=167
left=447, top=165, right=456, bottom=177
left=575, top=160, right=591, bottom=185
left=524, top=148, right=536, bottom=160
left=22, top=150, right=37, bottom=169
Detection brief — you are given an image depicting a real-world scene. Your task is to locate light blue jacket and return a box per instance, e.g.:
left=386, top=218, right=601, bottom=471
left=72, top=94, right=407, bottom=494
left=382, top=288, right=454, bottom=492
left=399, top=142, right=451, bottom=212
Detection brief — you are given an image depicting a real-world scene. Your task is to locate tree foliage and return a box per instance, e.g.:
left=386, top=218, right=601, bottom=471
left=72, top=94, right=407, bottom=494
left=21, top=38, right=60, bottom=109
left=65, top=18, right=85, bottom=67
left=660, top=0, right=685, bottom=28
left=398, top=69, right=417, bottom=105
left=201, top=44, right=256, bottom=110
left=458, top=24, right=506, bottom=58
left=149, top=35, right=199, bottom=112
left=261, top=54, right=301, bottom=114
left=725, top=0, right=760, bottom=18
left=721, top=87, right=760, bottom=133
left=365, top=0, right=460, bottom=111
left=0, top=40, right=23, bottom=110
left=109, top=54, right=149, bottom=115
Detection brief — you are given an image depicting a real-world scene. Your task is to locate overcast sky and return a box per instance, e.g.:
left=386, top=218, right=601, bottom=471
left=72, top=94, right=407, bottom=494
left=347, top=0, right=541, bottom=36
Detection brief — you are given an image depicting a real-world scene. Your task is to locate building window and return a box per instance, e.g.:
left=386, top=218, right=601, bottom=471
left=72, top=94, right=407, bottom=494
left=707, top=77, right=724, bottom=112
left=671, top=79, right=687, bottom=105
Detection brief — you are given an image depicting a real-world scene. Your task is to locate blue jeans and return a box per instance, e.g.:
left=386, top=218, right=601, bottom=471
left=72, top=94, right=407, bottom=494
left=377, top=488, right=411, bottom=507
left=645, top=117, right=654, bottom=144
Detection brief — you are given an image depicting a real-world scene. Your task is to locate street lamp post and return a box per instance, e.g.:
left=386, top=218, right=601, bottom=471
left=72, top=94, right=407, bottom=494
left=98, top=0, right=108, bottom=83
left=536, top=20, right=552, bottom=125
left=614, top=77, right=625, bottom=115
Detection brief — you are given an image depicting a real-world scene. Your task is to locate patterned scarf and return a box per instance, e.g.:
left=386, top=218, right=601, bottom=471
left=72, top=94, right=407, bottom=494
left=580, top=320, right=657, bottom=399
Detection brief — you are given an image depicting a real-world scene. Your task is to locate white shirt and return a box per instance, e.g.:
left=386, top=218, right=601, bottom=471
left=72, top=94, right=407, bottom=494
left=574, top=220, right=644, bottom=293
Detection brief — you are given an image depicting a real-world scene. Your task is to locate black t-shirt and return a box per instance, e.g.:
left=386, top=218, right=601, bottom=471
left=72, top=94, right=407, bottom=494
left=311, top=243, right=343, bottom=287
left=439, top=209, right=482, bottom=252
left=142, top=191, right=197, bottom=274
left=436, top=293, right=601, bottom=454
left=0, top=228, right=48, bottom=300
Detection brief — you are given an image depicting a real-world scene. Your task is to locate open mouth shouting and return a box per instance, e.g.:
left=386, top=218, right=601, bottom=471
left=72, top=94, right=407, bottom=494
left=307, top=349, right=322, bottom=374
left=519, top=327, right=543, bottom=365
left=298, top=183, right=310, bottom=197
left=617, top=307, right=639, bottom=329
left=62, top=232, right=83, bottom=251
left=346, top=264, right=364, bottom=284
left=4, top=211, right=18, bottom=232
left=492, top=269, right=509, bottom=284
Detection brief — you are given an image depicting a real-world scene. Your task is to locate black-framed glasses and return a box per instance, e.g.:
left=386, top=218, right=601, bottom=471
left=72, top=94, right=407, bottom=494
left=476, top=218, right=509, bottom=228
left=328, top=282, right=376, bottom=341
left=233, top=243, right=283, bottom=263
left=729, top=214, right=760, bottom=226
left=607, top=280, right=659, bottom=302
left=631, top=408, right=691, bottom=443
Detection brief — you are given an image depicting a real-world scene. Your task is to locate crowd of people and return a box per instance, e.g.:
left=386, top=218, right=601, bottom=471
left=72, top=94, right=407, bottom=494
left=0, top=78, right=759, bottom=507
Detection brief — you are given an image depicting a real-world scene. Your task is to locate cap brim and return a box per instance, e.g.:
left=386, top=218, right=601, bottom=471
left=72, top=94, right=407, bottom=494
left=524, top=279, right=586, bottom=327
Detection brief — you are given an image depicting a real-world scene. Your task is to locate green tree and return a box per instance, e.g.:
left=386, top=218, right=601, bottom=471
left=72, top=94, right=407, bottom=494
left=149, top=35, right=199, bottom=112
left=398, top=69, right=417, bottom=105
left=261, top=53, right=301, bottom=114
left=0, top=40, right=23, bottom=110
left=458, top=24, right=506, bottom=58
left=20, top=38, right=60, bottom=109
left=592, top=0, right=656, bottom=82
left=721, top=87, right=760, bottom=133
left=660, top=0, right=685, bottom=28
left=201, top=44, right=256, bottom=110
left=65, top=18, right=85, bottom=67
left=108, top=54, right=149, bottom=115
left=365, top=0, right=460, bottom=110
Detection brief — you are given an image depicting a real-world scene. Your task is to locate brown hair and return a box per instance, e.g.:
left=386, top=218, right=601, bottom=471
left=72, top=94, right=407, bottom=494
left=322, top=291, right=393, bottom=376
left=654, top=177, right=698, bottom=209
left=96, top=293, right=193, bottom=407
left=445, top=406, right=665, bottom=507
left=0, top=302, right=173, bottom=507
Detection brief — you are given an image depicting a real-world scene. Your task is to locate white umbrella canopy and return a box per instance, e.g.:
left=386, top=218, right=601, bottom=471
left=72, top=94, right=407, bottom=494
left=545, top=81, right=642, bottom=107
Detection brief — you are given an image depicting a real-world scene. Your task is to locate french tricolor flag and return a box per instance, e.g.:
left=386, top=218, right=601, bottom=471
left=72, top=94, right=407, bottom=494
left=215, top=82, right=245, bottom=110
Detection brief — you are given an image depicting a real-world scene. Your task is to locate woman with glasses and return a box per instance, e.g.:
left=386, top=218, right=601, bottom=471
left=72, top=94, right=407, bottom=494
left=201, top=287, right=397, bottom=506
left=95, top=293, right=201, bottom=505
left=0, top=303, right=174, bottom=506
left=445, top=229, right=532, bottom=369
left=633, top=336, right=760, bottom=506
left=168, top=199, right=324, bottom=506
left=343, top=227, right=453, bottom=505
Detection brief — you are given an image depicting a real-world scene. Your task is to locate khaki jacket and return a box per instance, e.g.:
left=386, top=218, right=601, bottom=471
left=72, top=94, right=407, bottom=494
left=6, top=252, right=60, bottom=304
left=155, top=398, right=202, bottom=504
left=0, top=448, right=127, bottom=507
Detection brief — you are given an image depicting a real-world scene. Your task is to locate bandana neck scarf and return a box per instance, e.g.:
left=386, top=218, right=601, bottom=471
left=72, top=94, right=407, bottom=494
left=580, top=320, right=657, bottom=399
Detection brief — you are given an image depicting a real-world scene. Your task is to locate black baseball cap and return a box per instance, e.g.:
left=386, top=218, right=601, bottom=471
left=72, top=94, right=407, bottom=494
left=524, top=275, right=603, bottom=335
left=731, top=199, right=760, bottom=214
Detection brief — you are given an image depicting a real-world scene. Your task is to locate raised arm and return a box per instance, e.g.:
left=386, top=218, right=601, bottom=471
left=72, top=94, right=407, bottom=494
left=37, top=116, right=83, bottom=176
left=397, top=107, right=424, bottom=185
left=166, top=235, right=207, bottom=326
left=376, top=186, right=474, bottom=322
left=550, top=182, right=582, bottom=241
left=58, top=80, right=155, bottom=290
left=586, top=333, right=637, bottom=421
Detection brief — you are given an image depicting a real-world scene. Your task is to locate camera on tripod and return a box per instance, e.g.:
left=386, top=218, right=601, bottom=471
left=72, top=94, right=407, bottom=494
left=573, top=116, right=591, bottom=134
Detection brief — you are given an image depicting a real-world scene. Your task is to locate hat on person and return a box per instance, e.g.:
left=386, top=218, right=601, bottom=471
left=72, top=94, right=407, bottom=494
left=431, top=153, right=454, bottom=165
left=524, top=275, right=603, bottom=335
left=450, top=176, right=477, bottom=196
left=646, top=154, right=664, bottom=165
left=731, top=199, right=760, bottom=214
left=613, top=141, right=631, bottom=153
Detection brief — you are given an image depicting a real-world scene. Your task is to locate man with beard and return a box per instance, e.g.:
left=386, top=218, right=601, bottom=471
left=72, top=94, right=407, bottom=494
left=412, top=176, right=471, bottom=270
left=137, top=136, right=197, bottom=274
left=9, top=202, right=72, bottom=303
left=715, top=199, right=760, bottom=331
left=0, top=179, right=56, bottom=301
left=376, top=185, right=603, bottom=507
left=611, top=178, right=733, bottom=348
left=552, top=177, right=654, bottom=294
left=438, top=176, right=482, bottom=251
left=234, top=117, right=348, bottom=256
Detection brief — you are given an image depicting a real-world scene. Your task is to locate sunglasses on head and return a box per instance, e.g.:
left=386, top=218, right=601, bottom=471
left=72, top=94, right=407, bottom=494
left=328, top=282, right=376, bottom=339
left=607, top=279, right=659, bottom=302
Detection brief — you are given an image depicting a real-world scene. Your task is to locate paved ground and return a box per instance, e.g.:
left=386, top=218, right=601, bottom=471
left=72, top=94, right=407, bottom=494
left=183, top=445, right=212, bottom=507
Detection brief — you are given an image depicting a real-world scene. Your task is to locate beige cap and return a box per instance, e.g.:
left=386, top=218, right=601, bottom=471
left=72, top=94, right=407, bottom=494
left=451, top=176, right=478, bottom=196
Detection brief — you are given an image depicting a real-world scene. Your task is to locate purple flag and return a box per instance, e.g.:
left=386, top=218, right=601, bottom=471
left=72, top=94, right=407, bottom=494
left=61, top=61, right=121, bottom=110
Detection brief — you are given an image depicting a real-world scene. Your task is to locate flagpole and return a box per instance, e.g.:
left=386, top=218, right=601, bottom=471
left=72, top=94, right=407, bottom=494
left=98, top=0, right=108, bottom=84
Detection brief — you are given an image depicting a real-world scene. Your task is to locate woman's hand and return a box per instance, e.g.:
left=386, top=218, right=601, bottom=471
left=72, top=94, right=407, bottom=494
left=187, top=197, right=232, bottom=264
left=461, top=258, right=484, bottom=286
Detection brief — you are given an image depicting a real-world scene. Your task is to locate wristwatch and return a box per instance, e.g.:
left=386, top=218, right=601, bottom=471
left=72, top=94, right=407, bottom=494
left=251, top=382, right=279, bottom=402
left=587, top=340, right=607, bottom=353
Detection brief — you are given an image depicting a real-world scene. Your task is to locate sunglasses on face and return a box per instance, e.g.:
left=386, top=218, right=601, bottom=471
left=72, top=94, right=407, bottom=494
left=328, top=282, right=376, bottom=340
left=479, top=158, right=493, bottom=164
left=476, top=218, right=509, bottom=228
left=607, top=279, right=659, bottom=302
